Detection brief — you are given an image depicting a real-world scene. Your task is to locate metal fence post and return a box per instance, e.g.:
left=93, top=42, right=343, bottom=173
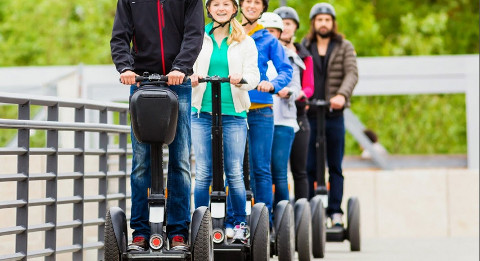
left=73, top=106, right=85, bottom=261
left=45, top=104, right=59, bottom=261
left=16, top=101, right=30, bottom=260
left=119, top=111, right=128, bottom=211
left=97, top=108, right=108, bottom=260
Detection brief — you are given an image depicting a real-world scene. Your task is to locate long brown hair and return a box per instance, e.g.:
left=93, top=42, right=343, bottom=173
left=304, top=18, right=343, bottom=47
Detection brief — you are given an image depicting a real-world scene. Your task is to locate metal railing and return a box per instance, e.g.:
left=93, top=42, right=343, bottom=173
left=0, top=92, right=131, bottom=260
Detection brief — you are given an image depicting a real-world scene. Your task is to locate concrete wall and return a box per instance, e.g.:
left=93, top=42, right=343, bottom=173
left=343, top=168, right=479, bottom=238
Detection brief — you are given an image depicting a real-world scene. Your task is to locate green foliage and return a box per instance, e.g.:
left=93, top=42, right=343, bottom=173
left=345, top=94, right=467, bottom=155
left=0, top=0, right=477, bottom=66
left=268, top=0, right=479, bottom=56
left=0, top=0, right=115, bottom=66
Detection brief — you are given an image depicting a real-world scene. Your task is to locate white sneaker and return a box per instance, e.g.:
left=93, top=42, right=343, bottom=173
left=331, top=213, right=344, bottom=227
left=233, top=223, right=250, bottom=244
left=225, top=227, right=234, bottom=238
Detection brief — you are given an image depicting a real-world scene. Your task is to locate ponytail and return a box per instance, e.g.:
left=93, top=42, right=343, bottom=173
left=228, top=18, right=246, bottom=45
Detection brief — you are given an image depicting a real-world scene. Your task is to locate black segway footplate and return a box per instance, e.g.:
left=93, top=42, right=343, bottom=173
left=214, top=243, right=250, bottom=261
left=124, top=250, right=191, bottom=260
left=326, top=226, right=346, bottom=242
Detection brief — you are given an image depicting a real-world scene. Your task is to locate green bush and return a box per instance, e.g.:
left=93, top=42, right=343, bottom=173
left=345, top=94, right=467, bottom=155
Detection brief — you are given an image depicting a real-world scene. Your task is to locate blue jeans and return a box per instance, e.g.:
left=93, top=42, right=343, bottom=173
left=271, top=125, right=295, bottom=208
left=191, top=112, right=247, bottom=226
left=306, top=115, right=345, bottom=216
left=129, top=82, right=192, bottom=241
left=247, top=107, right=274, bottom=225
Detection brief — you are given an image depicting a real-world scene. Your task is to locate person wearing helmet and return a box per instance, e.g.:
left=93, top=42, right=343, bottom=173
left=303, top=2, right=358, bottom=227
left=260, top=11, right=303, bottom=209
left=111, top=0, right=204, bottom=252
left=237, top=0, right=293, bottom=229
left=273, top=6, right=315, bottom=202
left=190, top=0, right=260, bottom=243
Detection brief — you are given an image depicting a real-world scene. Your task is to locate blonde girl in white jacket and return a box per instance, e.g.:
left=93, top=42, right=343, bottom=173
left=189, top=0, right=260, bottom=243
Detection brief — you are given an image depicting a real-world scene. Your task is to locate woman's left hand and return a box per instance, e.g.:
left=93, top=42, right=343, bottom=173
left=229, top=73, right=242, bottom=87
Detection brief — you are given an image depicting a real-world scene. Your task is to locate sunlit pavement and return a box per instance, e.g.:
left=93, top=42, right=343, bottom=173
left=270, top=236, right=479, bottom=261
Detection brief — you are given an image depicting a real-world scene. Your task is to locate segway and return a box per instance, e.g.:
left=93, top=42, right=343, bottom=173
left=199, top=76, right=270, bottom=261
left=309, top=98, right=361, bottom=253
left=104, top=73, right=214, bottom=260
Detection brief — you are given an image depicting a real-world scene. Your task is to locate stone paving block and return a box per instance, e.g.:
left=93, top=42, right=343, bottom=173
left=447, top=169, right=479, bottom=237
left=376, top=169, right=449, bottom=238
left=343, top=170, right=377, bottom=238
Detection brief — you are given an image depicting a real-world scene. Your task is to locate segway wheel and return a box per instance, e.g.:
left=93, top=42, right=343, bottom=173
left=310, top=196, right=326, bottom=258
left=295, top=199, right=312, bottom=261
left=251, top=203, right=270, bottom=261
left=104, top=209, right=124, bottom=261
left=347, top=197, right=361, bottom=251
left=191, top=207, right=214, bottom=261
left=276, top=201, right=295, bottom=261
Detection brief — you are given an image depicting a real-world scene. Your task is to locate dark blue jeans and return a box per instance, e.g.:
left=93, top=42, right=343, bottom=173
left=271, top=125, right=295, bottom=208
left=192, top=112, right=248, bottom=227
left=306, top=115, right=345, bottom=216
left=247, top=107, right=274, bottom=225
left=129, top=82, right=192, bottom=241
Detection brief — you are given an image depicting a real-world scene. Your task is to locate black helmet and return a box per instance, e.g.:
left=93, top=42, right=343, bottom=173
left=273, top=6, right=300, bottom=29
left=309, top=2, right=336, bottom=20
left=240, top=0, right=269, bottom=13
left=206, top=0, right=239, bottom=19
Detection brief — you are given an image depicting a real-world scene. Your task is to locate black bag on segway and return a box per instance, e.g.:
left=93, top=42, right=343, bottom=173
left=130, top=86, right=178, bottom=145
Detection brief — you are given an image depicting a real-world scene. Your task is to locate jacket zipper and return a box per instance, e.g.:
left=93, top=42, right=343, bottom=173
left=157, top=0, right=166, bottom=75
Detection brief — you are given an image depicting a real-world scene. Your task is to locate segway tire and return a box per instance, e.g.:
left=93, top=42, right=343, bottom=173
left=191, top=207, right=214, bottom=261
left=347, top=197, right=361, bottom=251
left=276, top=201, right=295, bottom=261
left=104, top=209, right=123, bottom=261
left=295, top=199, right=312, bottom=261
left=251, top=203, right=270, bottom=261
left=310, top=196, right=326, bottom=258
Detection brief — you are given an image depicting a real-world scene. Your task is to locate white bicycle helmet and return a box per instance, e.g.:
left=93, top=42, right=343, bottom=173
left=258, top=12, right=284, bottom=31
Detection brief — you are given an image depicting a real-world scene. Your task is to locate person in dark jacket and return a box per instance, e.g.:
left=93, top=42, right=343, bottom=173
left=111, top=0, right=204, bottom=251
left=303, top=2, right=358, bottom=227
left=274, top=6, right=315, bottom=202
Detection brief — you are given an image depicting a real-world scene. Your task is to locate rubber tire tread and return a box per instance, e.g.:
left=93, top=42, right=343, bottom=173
left=311, top=198, right=326, bottom=258
left=347, top=198, right=361, bottom=252
left=277, top=204, right=295, bottom=261
left=104, top=210, right=121, bottom=261
left=297, top=204, right=312, bottom=261
left=192, top=209, right=213, bottom=261
left=252, top=205, right=269, bottom=261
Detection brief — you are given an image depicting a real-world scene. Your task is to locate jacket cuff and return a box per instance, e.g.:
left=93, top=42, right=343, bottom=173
left=171, top=66, right=189, bottom=75
left=120, top=67, right=133, bottom=74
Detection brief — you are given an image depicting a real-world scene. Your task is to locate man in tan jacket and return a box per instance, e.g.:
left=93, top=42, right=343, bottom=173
left=302, top=2, right=358, bottom=227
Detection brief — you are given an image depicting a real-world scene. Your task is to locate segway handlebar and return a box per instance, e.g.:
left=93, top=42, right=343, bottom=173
left=135, top=74, right=169, bottom=82
left=119, top=72, right=189, bottom=84
left=307, top=99, right=331, bottom=107
left=198, top=76, right=247, bottom=84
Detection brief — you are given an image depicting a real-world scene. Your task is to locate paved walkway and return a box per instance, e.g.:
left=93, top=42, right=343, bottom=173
left=272, top=236, right=479, bottom=261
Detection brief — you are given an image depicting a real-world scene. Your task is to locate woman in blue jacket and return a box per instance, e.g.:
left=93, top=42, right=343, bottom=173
left=238, top=0, right=293, bottom=227
left=190, top=0, right=260, bottom=243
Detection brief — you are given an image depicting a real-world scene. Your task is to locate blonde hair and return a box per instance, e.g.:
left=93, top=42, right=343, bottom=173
left=227, top=18, right=246, bottom=45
